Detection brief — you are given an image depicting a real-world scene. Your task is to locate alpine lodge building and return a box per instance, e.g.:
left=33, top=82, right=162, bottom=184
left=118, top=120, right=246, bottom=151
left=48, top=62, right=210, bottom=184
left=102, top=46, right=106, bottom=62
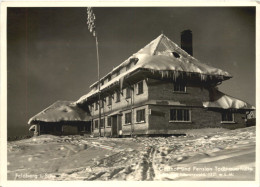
left=29, top=30, right=255, bottom=137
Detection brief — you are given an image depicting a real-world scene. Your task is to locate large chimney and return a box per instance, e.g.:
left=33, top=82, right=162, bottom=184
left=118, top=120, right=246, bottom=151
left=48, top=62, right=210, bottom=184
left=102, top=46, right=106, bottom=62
left=181, top=30, right=193, bottom=56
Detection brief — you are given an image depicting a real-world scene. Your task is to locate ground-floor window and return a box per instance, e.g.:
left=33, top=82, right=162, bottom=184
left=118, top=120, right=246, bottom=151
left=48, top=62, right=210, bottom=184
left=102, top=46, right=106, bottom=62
left=125, top=112, right=132, bottom=124
left=221, top=110, right=234, bottom=122
left=136, top=109, right=145, bottom=123
left=94, top=120, right=98, bottom=129
left=170, top=109, right=190, bottom=122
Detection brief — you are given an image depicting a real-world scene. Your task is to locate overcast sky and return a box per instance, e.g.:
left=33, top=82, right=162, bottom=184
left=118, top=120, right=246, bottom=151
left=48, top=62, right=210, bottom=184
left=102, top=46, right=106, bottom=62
left=7, top=7, right=255, bottom=137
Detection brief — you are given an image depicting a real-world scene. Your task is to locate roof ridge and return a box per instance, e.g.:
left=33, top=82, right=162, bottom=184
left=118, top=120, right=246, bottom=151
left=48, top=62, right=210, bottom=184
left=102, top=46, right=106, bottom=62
left=152, top=34, right=164, bottom=55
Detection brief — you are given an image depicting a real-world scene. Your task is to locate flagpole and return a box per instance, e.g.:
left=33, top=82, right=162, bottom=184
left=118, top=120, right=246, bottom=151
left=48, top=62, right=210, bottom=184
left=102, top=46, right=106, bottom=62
left=87, top=7, right=101, bottom=137
left=95, top=34, right=102, bottom=137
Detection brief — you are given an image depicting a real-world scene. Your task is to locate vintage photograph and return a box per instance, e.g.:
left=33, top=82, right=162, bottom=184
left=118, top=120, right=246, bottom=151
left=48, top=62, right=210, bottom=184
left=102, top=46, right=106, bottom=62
left=5, top=5, right=256, bottom=181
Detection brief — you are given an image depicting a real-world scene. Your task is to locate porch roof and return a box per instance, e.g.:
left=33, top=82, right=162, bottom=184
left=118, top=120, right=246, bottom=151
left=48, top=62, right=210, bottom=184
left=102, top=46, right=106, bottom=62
left=203, top=90, right=255, bottom=110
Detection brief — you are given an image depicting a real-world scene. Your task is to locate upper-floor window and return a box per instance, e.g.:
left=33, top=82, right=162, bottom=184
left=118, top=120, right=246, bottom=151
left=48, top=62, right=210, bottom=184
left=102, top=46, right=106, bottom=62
left=89, top=104, right=93, bottom=112
left=136, top=109, right=145, bottom=123
left=107, top=95, right=112, bottom=106
left=125, top=112, right=132, bottom=124
left=137, top=81, right=143, bottom=95
left=116, top=91, right=120, bottom=102
left=173, top=82, right=186, bottom=92
left=170, top=109, right=190, bottom=122
left=221, top=110, right=234, bottom=122
left=107, top=116, right=112, bottom=127
left=100, top=99, right=104, bottom=108
left=126, top=87, right=132, bottom=99
left=95, top=102, right=98, bottom=111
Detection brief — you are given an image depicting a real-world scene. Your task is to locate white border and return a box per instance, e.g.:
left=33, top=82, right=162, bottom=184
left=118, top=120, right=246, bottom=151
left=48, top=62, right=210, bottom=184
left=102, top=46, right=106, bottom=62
left=0, top=1, right=259, bottom=187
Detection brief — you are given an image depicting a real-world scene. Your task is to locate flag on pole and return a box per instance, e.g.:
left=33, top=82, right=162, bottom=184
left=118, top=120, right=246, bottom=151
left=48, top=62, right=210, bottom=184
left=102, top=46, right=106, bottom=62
left=87, top=7, right=96, bottom=37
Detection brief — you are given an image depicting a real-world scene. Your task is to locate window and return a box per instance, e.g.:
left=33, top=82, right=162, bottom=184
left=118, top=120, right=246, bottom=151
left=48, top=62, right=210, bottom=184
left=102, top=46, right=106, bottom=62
left=116, top=71, right=120, bottom=76
left=94, top=120, right=98, bottom=129
left=172, top=52, right=180, bottom=58
left=126, top=87, right=131, bottom=99
left=107, top=117, right=111, bottom=127
left=130, top=57, right=139, bottom=65
left=100, top=99, right=104, bottom=108
left=221, top=111, right=234, bottom=122
left=95, top=102, right=98, bottom=111
left=100, top=118, right=105, bottom=128
left=173, top=82, right=186, bottom=92
left=126, top=64, right=131, bottom=71
left=125, top=112, right=132, bottom=124
left=170, top=109, right=190, bottom=122
left=107, top=75, right=111, bottom=82
left=116, top=91, right=120, bottom=102
left=107, top=95, right=112, bottom=106
left=137, top=81, right=143, bottom=95
left=136, top=109, right=145, bottom=123
left=100, top=80, right=104, bottom=86
left=89, top=104, right=93, bottom=112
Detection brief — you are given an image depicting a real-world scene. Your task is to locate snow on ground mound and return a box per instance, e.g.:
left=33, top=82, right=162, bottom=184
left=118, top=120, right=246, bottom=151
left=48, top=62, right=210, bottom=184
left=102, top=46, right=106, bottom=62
left=8, top=127, right=256, bottom=181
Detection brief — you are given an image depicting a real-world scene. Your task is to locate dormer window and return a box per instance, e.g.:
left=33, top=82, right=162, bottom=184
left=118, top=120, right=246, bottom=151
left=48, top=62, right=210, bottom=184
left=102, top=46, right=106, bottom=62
left=126, top=64, right=131, bottom=71
left=130, top=57, right=139, bottom=65
left=116, top=71, right=120, bottom=76
left=108, top=75, right=111, bottom=82
left=173, top=82, right=186, bottom=92
left=172, top=52, right=180, bottom=58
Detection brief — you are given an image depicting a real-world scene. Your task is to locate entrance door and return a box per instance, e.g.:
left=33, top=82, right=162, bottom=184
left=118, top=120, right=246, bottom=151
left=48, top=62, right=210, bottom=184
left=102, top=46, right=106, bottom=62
left=117, top=115, right=122, bottom=136
left=111, top=115, right=118, bottom=137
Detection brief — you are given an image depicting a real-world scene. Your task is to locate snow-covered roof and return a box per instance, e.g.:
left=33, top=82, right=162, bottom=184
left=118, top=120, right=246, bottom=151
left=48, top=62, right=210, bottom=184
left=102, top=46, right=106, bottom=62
left=78, top=34, right=232, bottom=104
left=203, top=90, right=255, bottom=110
left=28, top=101, right=91, bottom=124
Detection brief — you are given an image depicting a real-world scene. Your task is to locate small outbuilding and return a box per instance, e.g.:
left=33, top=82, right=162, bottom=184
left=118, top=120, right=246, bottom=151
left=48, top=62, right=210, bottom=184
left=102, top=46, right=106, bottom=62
left=28, top=101, right=91, bottom=136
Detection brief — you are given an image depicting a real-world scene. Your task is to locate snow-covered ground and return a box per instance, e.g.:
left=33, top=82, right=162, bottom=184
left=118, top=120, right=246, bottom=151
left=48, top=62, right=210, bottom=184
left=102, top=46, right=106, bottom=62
left=7, top=127, right=256, bottom=181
